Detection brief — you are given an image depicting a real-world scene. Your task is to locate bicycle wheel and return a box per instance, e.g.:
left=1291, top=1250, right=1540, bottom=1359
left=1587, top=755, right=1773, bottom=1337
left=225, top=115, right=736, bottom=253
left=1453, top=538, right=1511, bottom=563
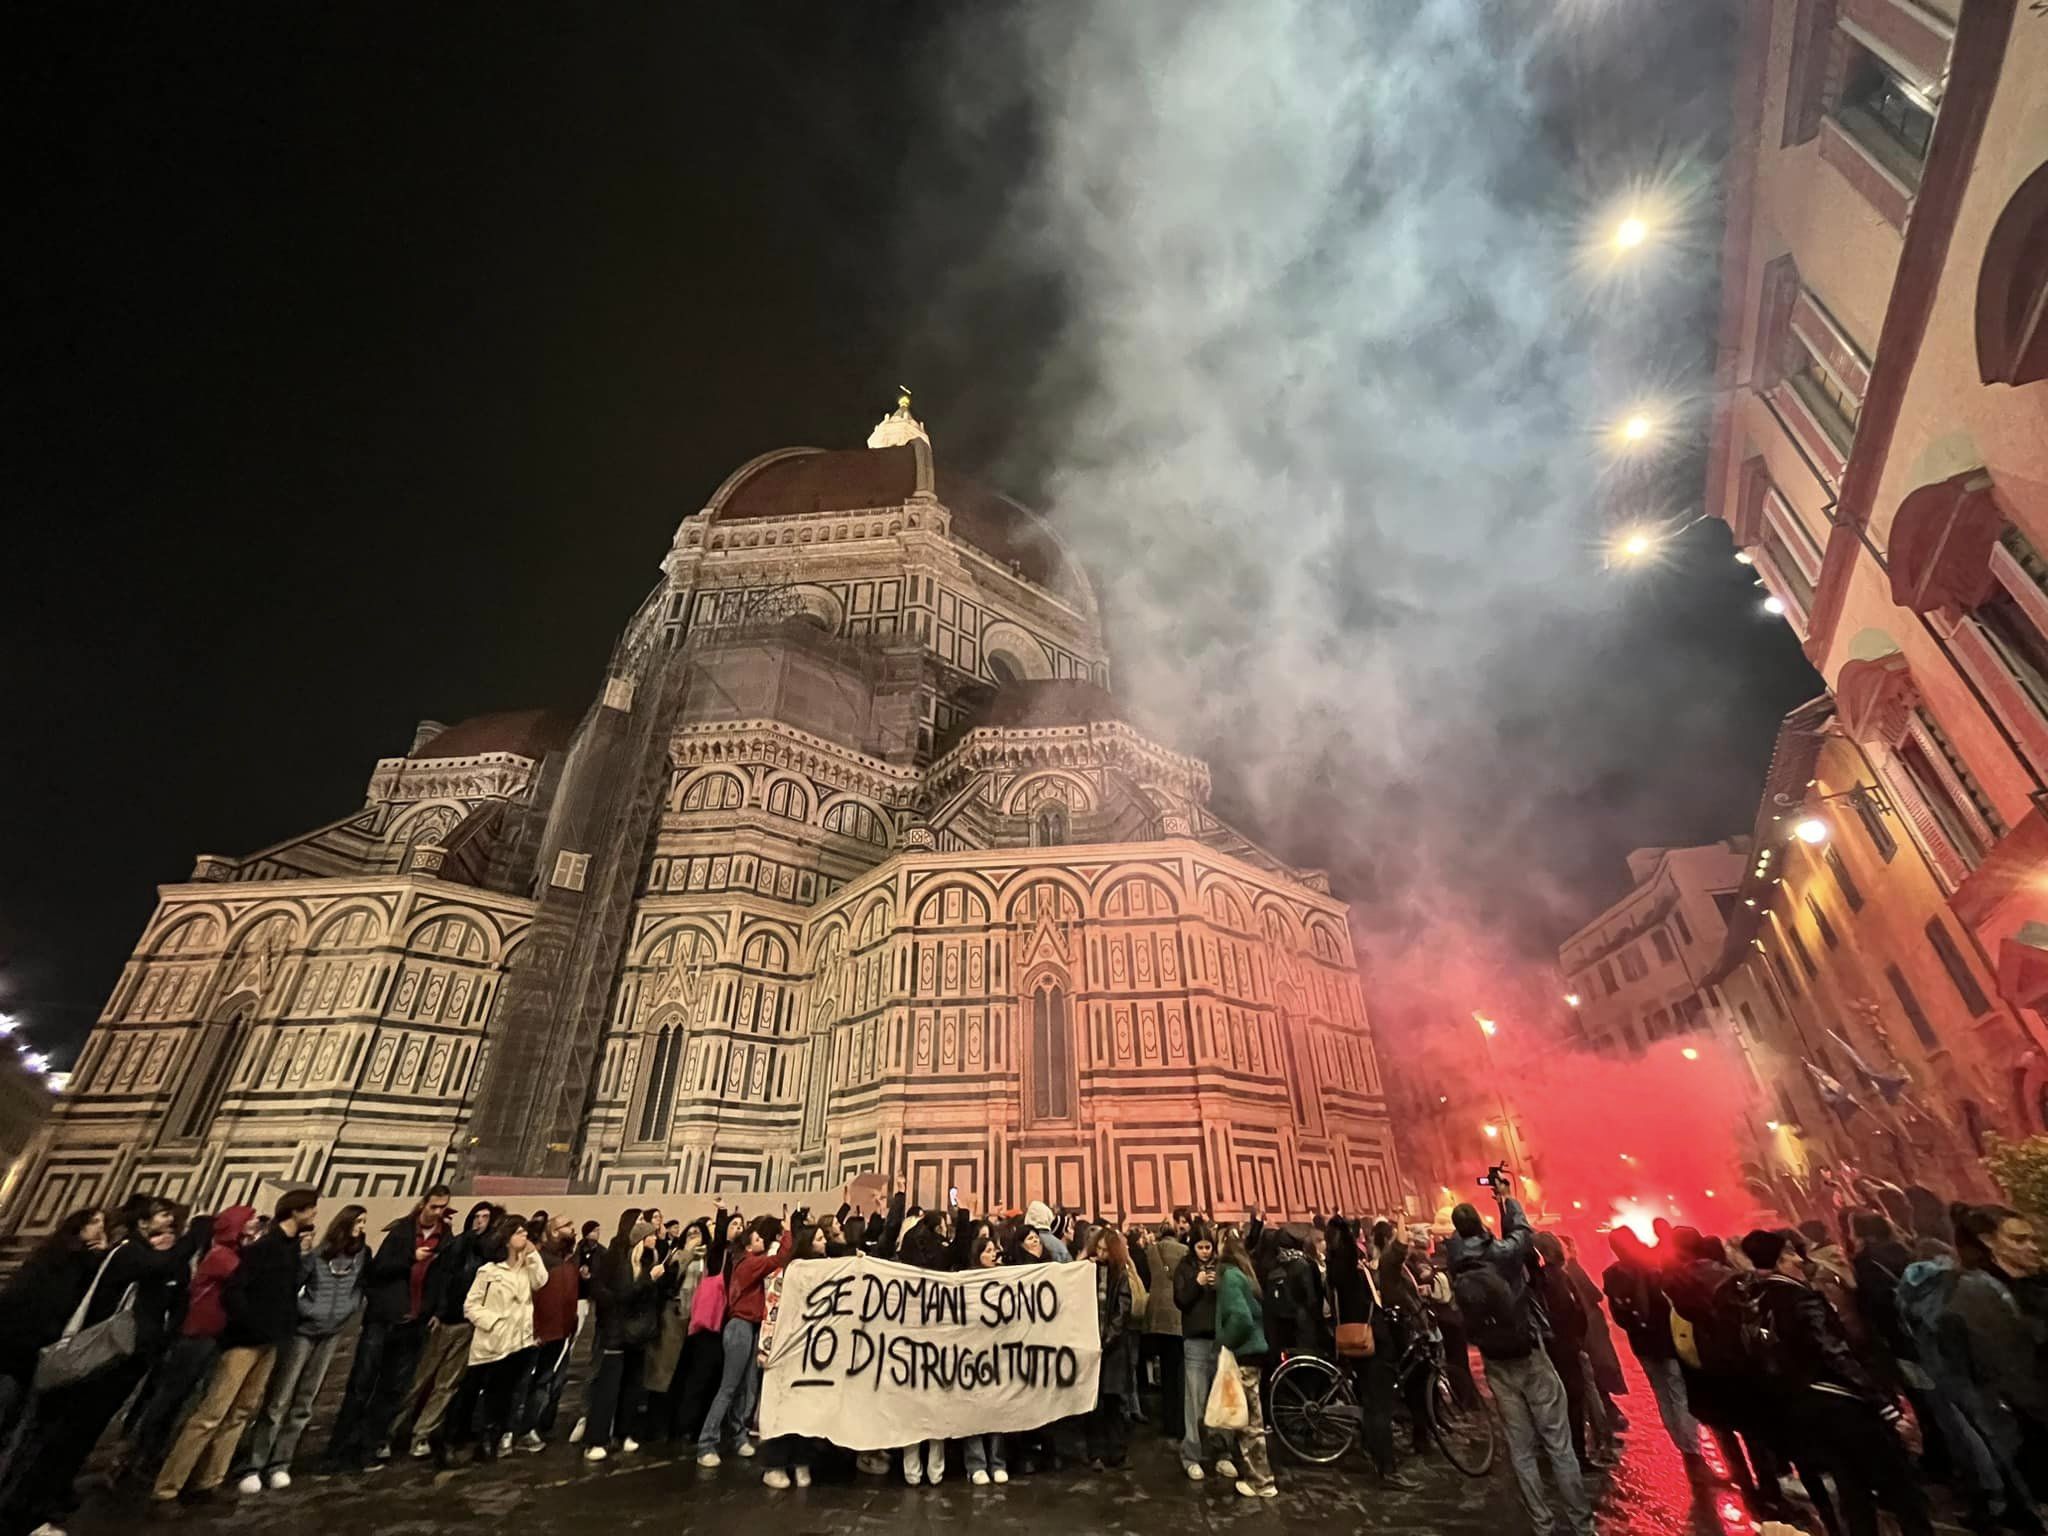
left=1428, top=1368, right=1496, bottom=1476
left=1267, top=1354, right=1358, bottom=1465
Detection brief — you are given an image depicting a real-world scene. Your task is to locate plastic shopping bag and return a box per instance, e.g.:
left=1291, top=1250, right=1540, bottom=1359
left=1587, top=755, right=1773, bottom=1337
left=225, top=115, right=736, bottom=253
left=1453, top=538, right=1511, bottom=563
left=1204, top=1345, right=1249, bottom=1430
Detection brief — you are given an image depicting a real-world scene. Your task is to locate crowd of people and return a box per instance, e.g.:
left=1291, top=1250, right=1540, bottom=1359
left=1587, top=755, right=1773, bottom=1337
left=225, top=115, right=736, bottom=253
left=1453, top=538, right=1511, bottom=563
left=0, top=1173, right=2037, bottom=1536
left=1586, top=1186, right=2046, bottom=1536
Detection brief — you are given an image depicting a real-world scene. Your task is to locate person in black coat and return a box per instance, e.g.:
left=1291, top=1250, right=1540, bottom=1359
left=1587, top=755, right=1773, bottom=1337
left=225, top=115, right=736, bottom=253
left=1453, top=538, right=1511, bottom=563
left=1328, top=1216, right=1418, bottom=1489
left=320, top=1185, right=449, bottom=1470
left=0, top=1199, right=185, bottom=1536
left=0, top=1208, right=105, bottom=1435
left=391, top=1199, right=494, bottom=1452
left=584, top=1222, right=665, bottom=1458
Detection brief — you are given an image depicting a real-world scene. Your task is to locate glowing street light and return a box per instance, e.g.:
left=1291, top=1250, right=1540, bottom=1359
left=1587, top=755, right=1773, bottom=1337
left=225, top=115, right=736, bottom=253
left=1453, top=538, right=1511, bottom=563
left=1681, top=1046, right=1700, bottom=1061
left=1762, top=594, right=1787, bottom=616
left=1476, top=1013, right=1499, bottom=1037
left=1792, top=817, right=1830, bottom=845
left=1766, top=1120, right=1782, bottom=1132
left=1563, top=993, right=1582, bottom=1007
left=1734, top=551, right=1754, bottom=565
left=1483, top=1123, right=1500, bottom=1139
left=1613, top=214, right=1649, bottom=252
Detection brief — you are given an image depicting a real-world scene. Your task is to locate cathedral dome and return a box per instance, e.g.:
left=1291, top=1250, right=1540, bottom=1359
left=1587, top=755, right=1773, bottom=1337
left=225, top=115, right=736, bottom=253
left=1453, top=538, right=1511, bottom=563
left=409, top=708, right=575, bottom=762
left=702, top=441, right=1093, bottom=612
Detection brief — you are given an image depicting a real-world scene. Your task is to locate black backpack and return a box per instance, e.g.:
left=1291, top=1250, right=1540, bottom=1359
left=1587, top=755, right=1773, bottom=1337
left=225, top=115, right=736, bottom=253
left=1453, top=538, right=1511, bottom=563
left=1453, top=1263, right=1537, bottom=1360
left=1707, top=1271, right=1783, bottom=1379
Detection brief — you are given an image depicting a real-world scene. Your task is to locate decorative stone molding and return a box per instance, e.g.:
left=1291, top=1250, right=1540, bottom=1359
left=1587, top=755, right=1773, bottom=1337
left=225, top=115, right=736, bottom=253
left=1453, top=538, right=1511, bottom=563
left=191, top=854, right=237, bottom=882
left=367, top=753, right=539, bottom=806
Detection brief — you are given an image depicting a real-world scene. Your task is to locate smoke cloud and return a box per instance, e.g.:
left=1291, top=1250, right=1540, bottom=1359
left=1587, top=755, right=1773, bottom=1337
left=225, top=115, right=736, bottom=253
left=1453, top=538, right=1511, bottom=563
left=904, top=0, right=1773, bottom=984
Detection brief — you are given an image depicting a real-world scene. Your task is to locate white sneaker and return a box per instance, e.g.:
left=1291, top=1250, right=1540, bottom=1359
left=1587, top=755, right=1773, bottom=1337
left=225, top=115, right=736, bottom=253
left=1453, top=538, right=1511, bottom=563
left=621, top=1437, right=640, bottom=1455
left=583, top=1446, right=608, bottom=1463
left=236, top=1473, right=263, bottom=1496
left=1216, top=1457, right=1239, bottom=1479
left=409, top=1438, right=431, bottom=1460
left=373, top=1441, right=392, bottom=1461
left=518, top=1431, right=544, bottom=1452
left=569, top=1417, right=586, bottom=1445
left=794, top=1466, right=812, bottom=1488
left=762, top=1469, right=792, bottom=1490
left=735, top=1439, right=756, bottom=1459
left=1184, top=1463, right=1206, bottom=1481
left=697, top=1452, right=721, bottom=1469
left=930, top=1466, right=945, bottom=1485
left=498, top=1432, right=512, bottom=1454
left=992, top=1468, right=1009, bottom=1484
left=905, top=1465, right=923, bottom=1487
left=971, top=1470, right=991, bottom=1486
left=266, top=1469, right=291, bottom=1490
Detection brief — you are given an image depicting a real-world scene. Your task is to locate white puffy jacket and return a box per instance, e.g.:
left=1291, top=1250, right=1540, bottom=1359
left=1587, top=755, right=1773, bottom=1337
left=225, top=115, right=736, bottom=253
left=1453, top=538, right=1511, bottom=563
left=464, top=1249, right=549, bottom=1365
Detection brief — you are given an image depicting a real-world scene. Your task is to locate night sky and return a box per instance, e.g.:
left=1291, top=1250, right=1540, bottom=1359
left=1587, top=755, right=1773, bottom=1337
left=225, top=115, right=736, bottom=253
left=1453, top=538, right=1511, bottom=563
left=6, top=5, right=1818, bottom=1061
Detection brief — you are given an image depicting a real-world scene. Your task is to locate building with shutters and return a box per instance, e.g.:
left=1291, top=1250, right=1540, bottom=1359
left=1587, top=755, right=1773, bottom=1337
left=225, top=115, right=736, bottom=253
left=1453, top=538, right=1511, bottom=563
left=3, top=398, right=1401, bottom=1242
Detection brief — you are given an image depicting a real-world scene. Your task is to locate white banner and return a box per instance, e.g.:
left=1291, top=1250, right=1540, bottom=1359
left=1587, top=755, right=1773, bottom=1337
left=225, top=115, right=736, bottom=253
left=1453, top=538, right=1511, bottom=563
left=757, top=1255, right=1100, bottom=1449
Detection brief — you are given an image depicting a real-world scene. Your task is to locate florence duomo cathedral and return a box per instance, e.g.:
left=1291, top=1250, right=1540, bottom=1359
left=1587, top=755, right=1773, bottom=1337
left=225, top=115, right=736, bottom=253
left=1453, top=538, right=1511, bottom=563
left=5, top=398, right=1400, bottom=1238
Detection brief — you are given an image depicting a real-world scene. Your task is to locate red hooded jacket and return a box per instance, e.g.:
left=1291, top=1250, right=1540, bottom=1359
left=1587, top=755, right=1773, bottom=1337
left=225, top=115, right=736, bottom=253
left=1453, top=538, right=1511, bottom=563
left=181, top=1205, right=255, bottom=1339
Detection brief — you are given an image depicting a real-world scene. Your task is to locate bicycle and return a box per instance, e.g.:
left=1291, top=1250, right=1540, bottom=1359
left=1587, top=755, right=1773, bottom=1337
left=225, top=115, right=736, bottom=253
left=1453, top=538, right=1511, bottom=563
left=1267, top=1316, right=1497, bottom=1476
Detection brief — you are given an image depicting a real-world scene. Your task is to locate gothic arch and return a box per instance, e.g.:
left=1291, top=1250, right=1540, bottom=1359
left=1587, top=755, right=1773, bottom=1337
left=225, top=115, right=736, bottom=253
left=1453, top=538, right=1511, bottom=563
left=853, top=896, right=895, bottom=948
left=761, top=772, right=816, bottom=823
left=633, top=918, right=723, bottom=968
left=1195, top=875, right=1253, bottom=933
left=399, top=908, right=496, bottom=963
left=1001, top=770, right=1098, bottom=817
left=222, top=905, right=306, bottom=952
left=1305, top=916, right=1348, bottom=963
left=913, top=880, right=994, bottom=927
left=739, top=926, right=794, bottom=972
left=387, top=799, right=465, bottom=853
left=980, top=618, right=1054, bottom=682
left=147, top=910, right=226, bottom=957
left=1002, top=869, right=1091, bottom=924
left=788, top=583, right=846, bottom=632
left=1097, top=872, right=1181, bottom=920
left=819, top=794, right=893, bottom=849
left=674, top=768, right=747, bottom=813
left=307, top=902, right=390, bottom=950
left=162, top=989, right=260, bottom=1143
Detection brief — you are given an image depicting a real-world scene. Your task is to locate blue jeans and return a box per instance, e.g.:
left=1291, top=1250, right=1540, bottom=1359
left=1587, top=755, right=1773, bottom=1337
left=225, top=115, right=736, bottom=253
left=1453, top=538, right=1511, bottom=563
left=696, top=1319, right=759, bottom=1455
left=1640, top=1354, right=1703, bottom=1454
left=1486, top=1351, right=1593, bottom=1536
left=1179, top=1337, right=1226, bottom=1467
left=963, top=1433, right=1007, bottom=1475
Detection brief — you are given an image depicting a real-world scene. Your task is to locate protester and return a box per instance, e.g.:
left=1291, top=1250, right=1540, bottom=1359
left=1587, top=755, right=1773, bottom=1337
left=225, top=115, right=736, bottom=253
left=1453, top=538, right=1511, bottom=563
left=153, top=1188, right=318, bottom=1507
left=1533, top=1230, right=1603, bottom=1475
left=1025, top=1201, right=1072, bottom=1262
left=1213, top=1229, right=1278, bottom=1498
left=1560, top=1233, right=1629, bottom=1453
left=511, top=1214, right=581, bottom=1449
left=1087, top=1228, right=1137, bottom=1469
left=1173, top=1220, right=1237, bottom=1483
left=319, top=1185, right=449, bottom=1471
left=669, top=1211, right=735, bottom=1445
left=959, top=1232, right=1011, bottom=1485
left=234, top=1203, right=368, bottom=1491
left=0, top=1199, right=184, bottom=1536
left=1740, top=1227, right=1932, bottom=1536
left=643, top=1221, right=705, bottom=1438
left=435, top=1212, right=549, bottom=1465
left=1448, top=1188, right=1593, bottom=1536
left=1603, top=1226, right=1705, bottom=1467
left=1327, top=1215, right=1415, bottom=1488
left=394, top=1199, right=495, bottom=1456
left=1135, top=1221, right=1188, bottom=1440
left=1948, top=1203, right=2048, bottom=1499
left=758, top=1222, right=829, bottom=1490
left=0, top=1208, right=105, bottom=1443
left=127, top=1204, right=256, bottom=1476
left=588, top=1219, right=666, bottom=1462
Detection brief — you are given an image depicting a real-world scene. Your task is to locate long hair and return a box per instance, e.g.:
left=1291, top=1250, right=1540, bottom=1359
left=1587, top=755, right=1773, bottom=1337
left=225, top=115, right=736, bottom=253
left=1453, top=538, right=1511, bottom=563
left=33, top=1207, right=103, bottom=1262
left=320, top=1204, right=368, bottom=1259
left=613, top=1207, right=643, bottom=1244
left=1094, top=1227, right=1130, bottom=1271
left=475, top=1213, right=525, bottom=1266
left=1218, top=1230, right=1258, bottom=1285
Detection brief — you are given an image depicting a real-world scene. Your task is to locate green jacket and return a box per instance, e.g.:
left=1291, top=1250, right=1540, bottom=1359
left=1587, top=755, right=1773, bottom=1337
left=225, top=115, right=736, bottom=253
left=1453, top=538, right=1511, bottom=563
left=1215, top=1264, right=1268, bottom=1361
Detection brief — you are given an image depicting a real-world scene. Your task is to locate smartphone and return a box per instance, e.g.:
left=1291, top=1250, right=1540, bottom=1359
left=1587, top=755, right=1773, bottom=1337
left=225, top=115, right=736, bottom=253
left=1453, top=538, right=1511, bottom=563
left=948, top=1185, right=959, bottom=1207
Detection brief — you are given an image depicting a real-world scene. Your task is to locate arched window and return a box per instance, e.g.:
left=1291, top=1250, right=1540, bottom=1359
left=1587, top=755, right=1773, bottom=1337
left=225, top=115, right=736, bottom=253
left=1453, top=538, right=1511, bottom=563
left=1030, top=979, right=1073, bottom=1121
left=988, top=653, right=1022, bottom=687
left=636, top=1025, right=684, bottom=1143
left=1032, top=803, right=1068, bottom=847
left=167, top=1001, right=251, bottom=1140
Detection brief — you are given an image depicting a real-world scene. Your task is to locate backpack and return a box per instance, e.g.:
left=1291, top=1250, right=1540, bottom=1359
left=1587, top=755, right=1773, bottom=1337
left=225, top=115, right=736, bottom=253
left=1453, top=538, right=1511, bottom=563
left=1264, top=1260, right=1303, bottom=1338
left=1674, top=1271, right=1780, bottom=1378
left=1453, top=1263, right=1536, bottom=1360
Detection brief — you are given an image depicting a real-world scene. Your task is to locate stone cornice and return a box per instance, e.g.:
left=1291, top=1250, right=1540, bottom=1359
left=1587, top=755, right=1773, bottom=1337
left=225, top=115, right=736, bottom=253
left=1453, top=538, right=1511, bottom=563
left=367, top=752, right=538, bottom=806
left=929, top=720, right=1212, bottom=805
left=669, top=719, right=922, bottom=806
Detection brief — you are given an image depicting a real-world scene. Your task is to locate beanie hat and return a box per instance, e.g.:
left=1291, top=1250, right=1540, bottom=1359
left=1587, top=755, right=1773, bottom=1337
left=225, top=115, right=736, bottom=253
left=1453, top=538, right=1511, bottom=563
left=631, top=1221, right=657, bottom=1243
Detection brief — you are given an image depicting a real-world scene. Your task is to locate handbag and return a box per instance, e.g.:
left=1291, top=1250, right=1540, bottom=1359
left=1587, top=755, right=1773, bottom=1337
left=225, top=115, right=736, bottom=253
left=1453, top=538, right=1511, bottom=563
left=1334, top=1261, right=1378, bottom=1359
left=35, top=1243, right=139, bottom=1391
left=1203, top=1344, right=1248, bottom=1429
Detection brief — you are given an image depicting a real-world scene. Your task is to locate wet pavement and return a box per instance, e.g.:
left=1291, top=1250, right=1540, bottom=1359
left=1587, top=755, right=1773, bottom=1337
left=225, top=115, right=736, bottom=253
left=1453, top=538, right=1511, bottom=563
left=56, top=1351, right=1969, bottom=1536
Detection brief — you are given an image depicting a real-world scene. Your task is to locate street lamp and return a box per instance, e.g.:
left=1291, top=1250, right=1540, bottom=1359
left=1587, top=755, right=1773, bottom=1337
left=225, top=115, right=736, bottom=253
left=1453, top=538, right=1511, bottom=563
left=1613, top=215, right=1649, bottom=251
left=1563, top=993, right=1581, bottom=1007
left=1792, top=817, right=1829, bottom=845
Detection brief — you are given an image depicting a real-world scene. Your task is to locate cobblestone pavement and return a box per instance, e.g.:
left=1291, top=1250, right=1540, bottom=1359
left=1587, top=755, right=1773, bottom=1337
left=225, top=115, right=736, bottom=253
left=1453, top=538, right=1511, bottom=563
left=55, top=1351, right=1969, bottom=1536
